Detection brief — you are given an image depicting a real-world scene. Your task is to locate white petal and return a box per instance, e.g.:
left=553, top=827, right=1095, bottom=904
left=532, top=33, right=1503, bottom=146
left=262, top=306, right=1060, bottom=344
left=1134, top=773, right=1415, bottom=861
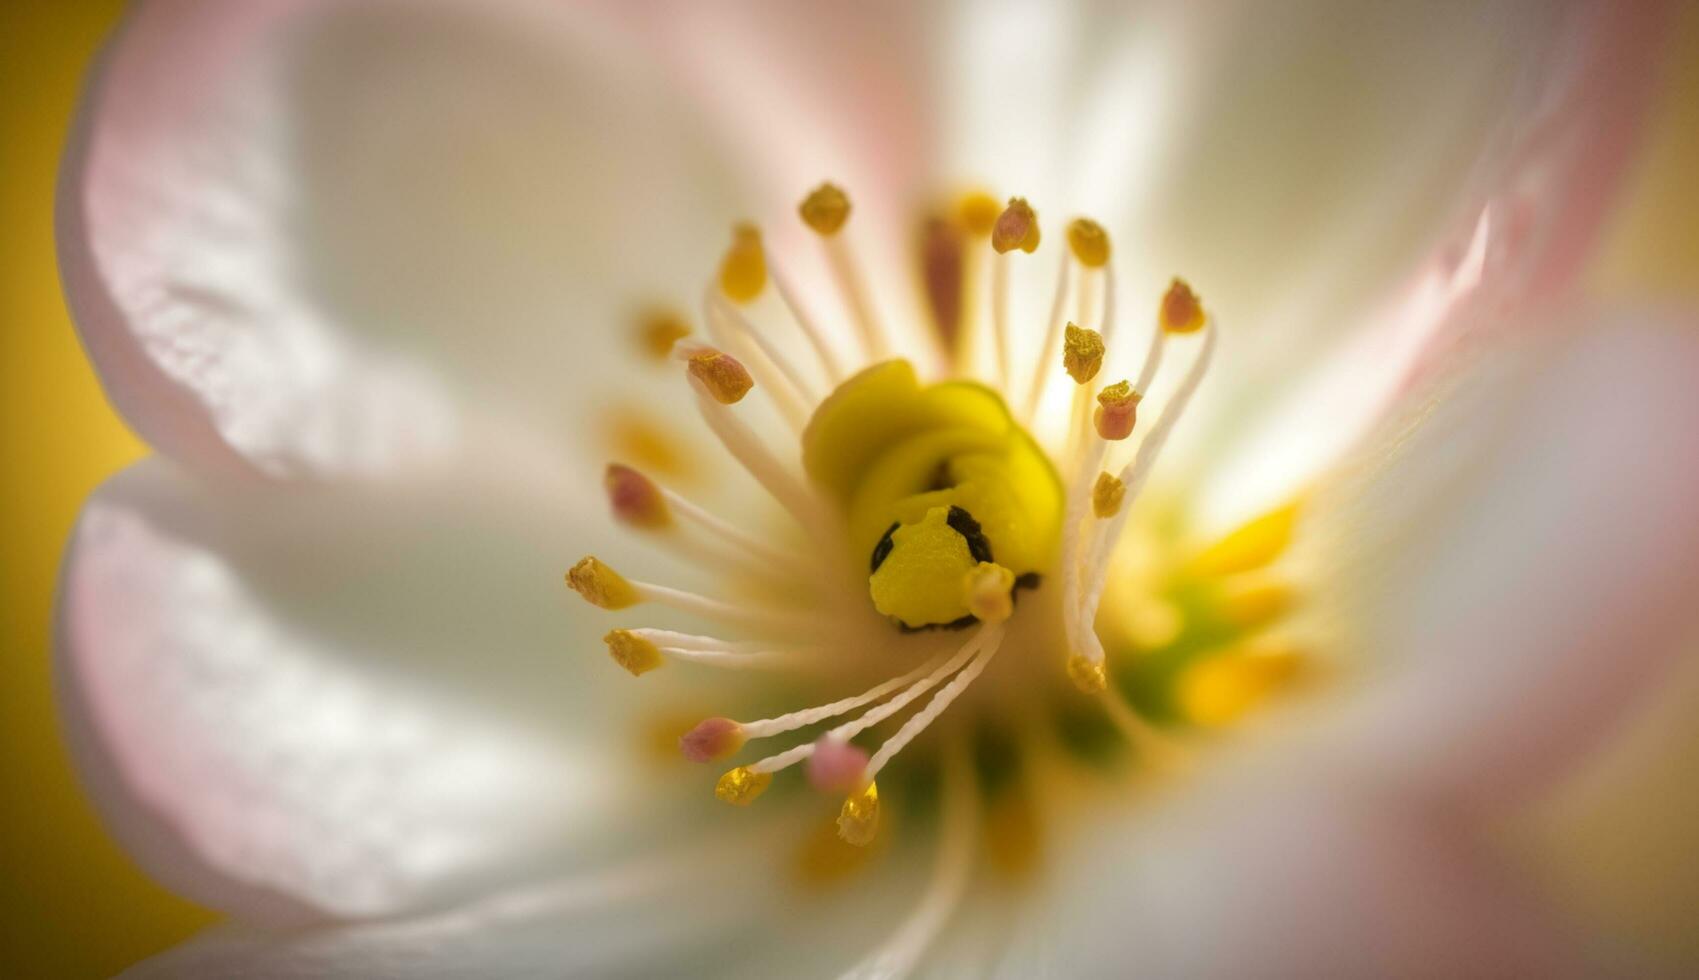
left=1298, top=306, right=1699, bottom=813
left=126, top=815, right=945, bottom=978
left=1187, top=1, right=1671, bottom=527
left=58, top=458, right=721, bottom=921
left=1026, top=764, right=1575, bottom=977
left=60, top=0, right=745, bottom=480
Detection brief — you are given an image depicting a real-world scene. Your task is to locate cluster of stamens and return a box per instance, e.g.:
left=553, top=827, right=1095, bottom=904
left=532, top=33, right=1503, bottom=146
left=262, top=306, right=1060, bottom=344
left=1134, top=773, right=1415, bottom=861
left=566, top=180, right=1216, bottom=847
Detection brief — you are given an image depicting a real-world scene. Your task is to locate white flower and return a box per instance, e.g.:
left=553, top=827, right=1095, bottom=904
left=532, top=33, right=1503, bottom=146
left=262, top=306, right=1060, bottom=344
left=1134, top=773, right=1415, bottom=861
left=56, top=1, right=1699, bottom=975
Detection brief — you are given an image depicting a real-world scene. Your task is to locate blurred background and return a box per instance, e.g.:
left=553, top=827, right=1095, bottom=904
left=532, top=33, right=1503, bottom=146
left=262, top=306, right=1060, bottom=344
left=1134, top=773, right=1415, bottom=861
left=1, top=1, right=1695, bottom=975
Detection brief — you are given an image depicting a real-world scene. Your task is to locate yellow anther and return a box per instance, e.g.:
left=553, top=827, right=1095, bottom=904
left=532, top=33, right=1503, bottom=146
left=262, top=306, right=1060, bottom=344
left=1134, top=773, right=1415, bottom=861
left=1217, top=576, right=1295, bottom=630
left=1177, top=640, right=1304, bottom=727
left=1093, top=381, right=1141, bottom=441
left=634, top=309, right=691, bottom=360
left=1092, top=471, right=1125, bottom=519
left=718, top=223, right=767, bottom=303
left=715, top=766, right=773, bottom=806
left=1066, top=218, right=1111, bottom=268
left=1188, top=500, right=1303, bottom=577
left=991, top=197, right=1040, bottom=254
left=1062, top=323, right=1106, bottom=384
left=604, top=464, right=671, bottom=529
left=1160, top=278, right=1206, bottom=334
left=1066, top=653, right=1108, bottom=694
left=837, top=781, right=881, bottom=846
left=962, top=562, right=1016, bottom=624
left=958, top=190, right=1001, bottom=237
left=603, top=629, right=664, bottom=676
left=566, top=556, right=641, bottom=610
left=799, top=182, right=852, bottom=236
left=688, top=349, right=754, bottom=404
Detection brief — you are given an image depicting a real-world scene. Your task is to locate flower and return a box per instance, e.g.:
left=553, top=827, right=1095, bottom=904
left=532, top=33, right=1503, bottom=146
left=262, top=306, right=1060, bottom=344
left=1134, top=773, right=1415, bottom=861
left=54, top=1, right=1699, bottom=975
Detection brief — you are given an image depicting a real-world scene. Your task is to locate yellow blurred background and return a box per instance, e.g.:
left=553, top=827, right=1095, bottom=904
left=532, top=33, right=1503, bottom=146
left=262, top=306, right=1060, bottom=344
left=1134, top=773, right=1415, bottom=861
left=0, top=1, right=1693, bottom=975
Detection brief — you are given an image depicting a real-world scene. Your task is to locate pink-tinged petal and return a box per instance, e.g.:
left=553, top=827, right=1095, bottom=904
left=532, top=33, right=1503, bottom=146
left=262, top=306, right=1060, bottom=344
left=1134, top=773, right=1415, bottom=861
left=57, top=458, right=722, bottom=922
left=60, top=0, right=748, bottom=482
left=1026, top=766, right=1575, bottom=977
left=1299, top=306, right=1699, bottom=814
left=1183, top=1, right=1673, bottom=528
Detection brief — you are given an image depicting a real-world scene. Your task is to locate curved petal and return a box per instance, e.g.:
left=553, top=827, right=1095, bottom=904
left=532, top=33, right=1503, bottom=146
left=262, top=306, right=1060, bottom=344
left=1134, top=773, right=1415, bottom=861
left=1295, top=306, right=1699, bottom=814
left=60, top=0, right=748, bottom=481
left=124, top=811, right=945, bottom=978
left=57, top=457, right=738, bottom=922
left=1190, top=0, right=1672, bottom=527
left=1023, top=765, right=1576, bottom=977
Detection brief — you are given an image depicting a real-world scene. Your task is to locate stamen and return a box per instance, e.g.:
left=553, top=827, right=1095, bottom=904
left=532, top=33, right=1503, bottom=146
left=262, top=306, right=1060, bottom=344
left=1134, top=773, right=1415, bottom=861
left=839, top=738, right=976, bottom=971
left=798, top=182, right=851, bottom=236
left=604, top=464, right=670, bottom=529
left=633, top=309, right=691, bottom=361
left=987, top=197, right=1040, bottom=391
left=743, top=627, right=995, bottom=779
left=1066, top=218, right=1111, bottom=268
left=718, top=224, right=767, bottom=304
left=1160, top=277, right=1206, bottom=334
left=603, top=628, right=665, bottom=676
left=766, top=255, right=846, bottom=383
left=715, top=766, right=772, bottom=806
left=680, top=717, right=747, bottom=762
left=1092, top=471, right=1125, bottom=519
left=1065, top=653, right=1107, bottom=694
left=1093, top=381, right=1141, bottom=441
left=957, top=191, right=1001, bottom=238
left=654, top=483, right=820, bottom=582
left=686, top=349, right=754, bottom=405
left=1062, top=324, right=1106, bottom=384
left=684, top=354, right=830, bottom=534
left=565, top=556, right=640, bottom=610
left=738, top=648, right=953, bottom=741
left=862, top=623, right=1006, bottom=781
left=1076, top=320, right=1218, bottom=663
left=991, top=198, right=1040, bottom=255
left=702, top=292, right=816, bottom=429
left=802, top=183, right=887, bottom=360
left=1021, top=252, right=1075, bottom=420
left=806, top=738, right=869, bottom=793
left=567, top=555, right=812, bottom=632
left=837, top=781, right=880, bottom=846
left=606, top=630, right=800, bottom=675
left=962, top=562, right=1016, bottom=623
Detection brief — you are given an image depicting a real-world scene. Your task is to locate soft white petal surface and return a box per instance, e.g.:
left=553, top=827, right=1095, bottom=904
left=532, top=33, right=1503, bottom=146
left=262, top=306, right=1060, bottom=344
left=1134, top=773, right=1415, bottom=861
left=57, top=457, right=748, bottom=922
left=60, top=0, right=750, bottom=480
left=1300, top=307, right=1699, bottom=813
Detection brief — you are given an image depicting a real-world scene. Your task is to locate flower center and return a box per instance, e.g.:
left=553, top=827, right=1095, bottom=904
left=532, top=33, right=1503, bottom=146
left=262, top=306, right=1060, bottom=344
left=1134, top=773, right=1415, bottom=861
left=564, top=182, right=1285, bottom=854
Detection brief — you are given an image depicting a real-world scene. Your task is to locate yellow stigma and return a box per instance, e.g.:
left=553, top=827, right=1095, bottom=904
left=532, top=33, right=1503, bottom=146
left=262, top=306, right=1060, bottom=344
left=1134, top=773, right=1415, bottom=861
left=1094, top=381, right=1141, bottom=441
left=718, top=223, right=767, bottom=303
left=565, top=556, right=640, bottom=610
left=1066, top=654, right=1108, bottom=694
left=633, top=309, right=690, bottom=360
left=991, top=197, right=1040, bottom=254
left=715, top=766, right=773, bottom=806
left=837, top=781, right=880, bottom=846
left=962, top=562, right=1016, bottom=624
left=688, top=350, right=754, bottom=405
left=799, top=182, right=852, bottom=236
left=868, top=505, right=980, bottom=629
left=1066, top=218, right=1111, bottom=267
left=1062, top=323, right=1105, bottom=384
left=1160, top=277, right=1206, bottom=334
left=1092, top=471, right=1125, bottom=519
left=958, top=190, right=1001, bottom=237
left=603, top=629, right=664, bottom=676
